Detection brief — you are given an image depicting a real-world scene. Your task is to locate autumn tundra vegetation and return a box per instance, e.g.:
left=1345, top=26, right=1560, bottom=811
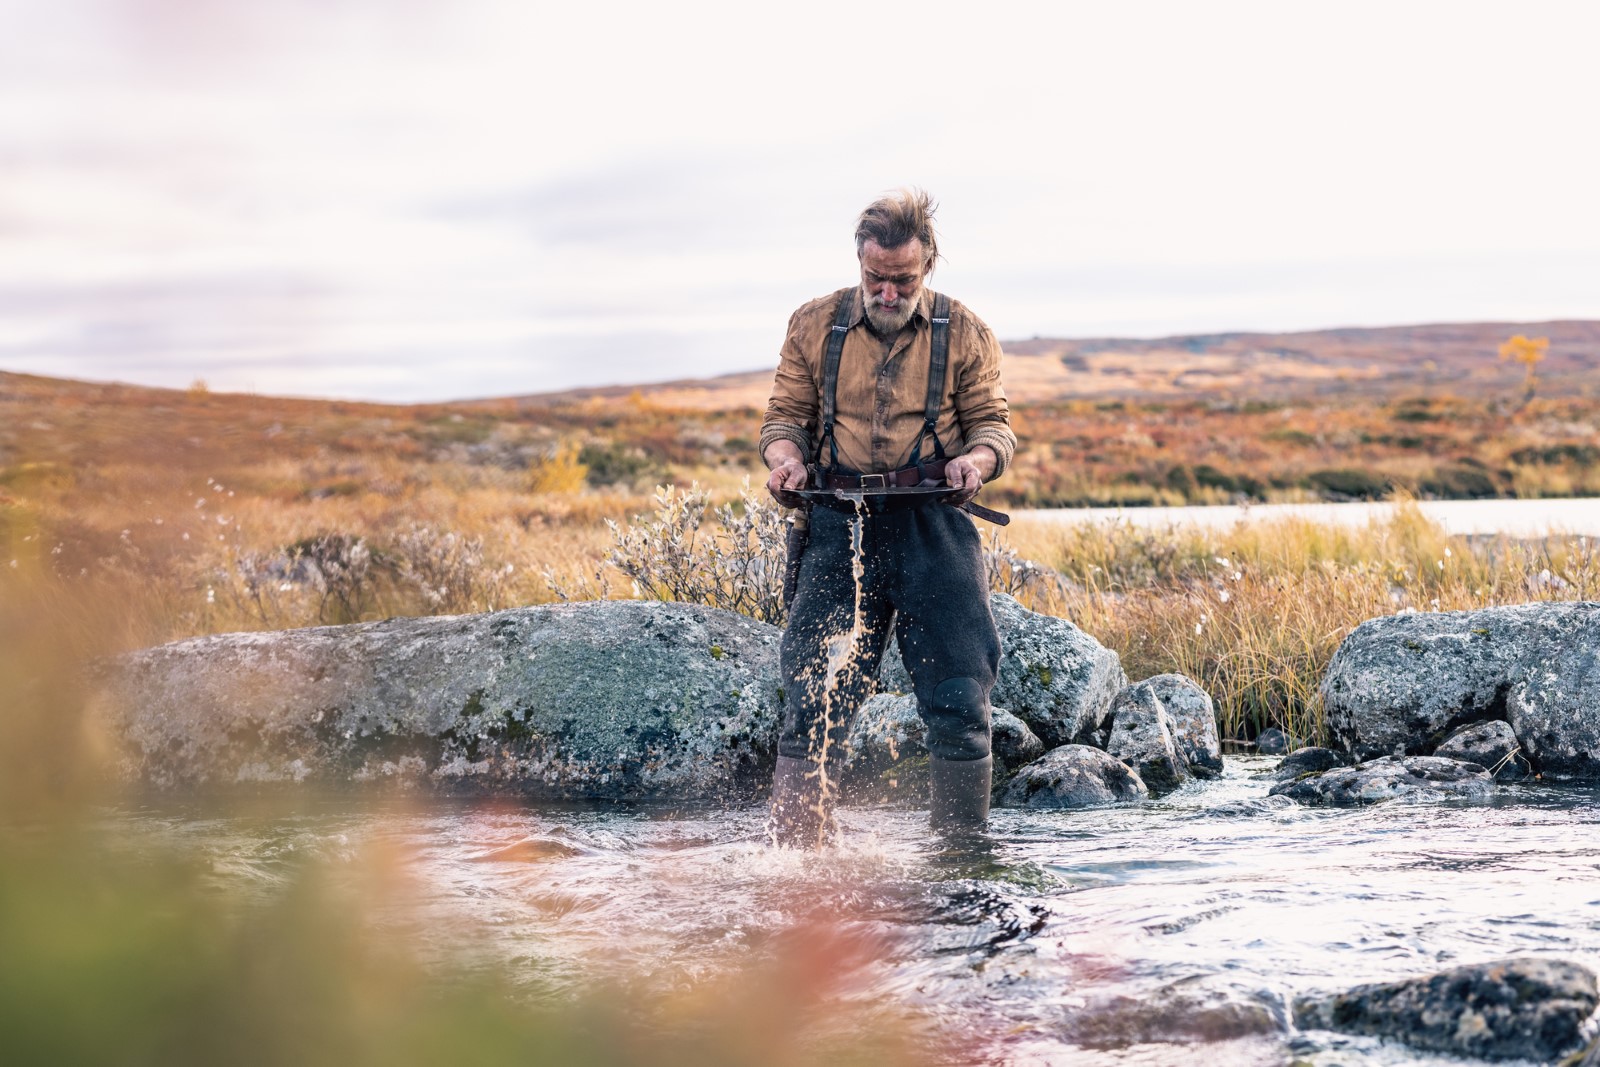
left=2, top=324, right=1599, bottom=1062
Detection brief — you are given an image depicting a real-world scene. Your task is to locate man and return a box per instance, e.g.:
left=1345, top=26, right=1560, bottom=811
left=760, top=188, right=1016, bottom=847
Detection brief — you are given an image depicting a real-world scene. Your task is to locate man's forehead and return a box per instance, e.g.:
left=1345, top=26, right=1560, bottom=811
left=861, top=239, right=925, bottom=273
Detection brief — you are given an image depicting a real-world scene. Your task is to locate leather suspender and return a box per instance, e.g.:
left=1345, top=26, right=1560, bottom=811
left=815, top=290, right=950, bottom=472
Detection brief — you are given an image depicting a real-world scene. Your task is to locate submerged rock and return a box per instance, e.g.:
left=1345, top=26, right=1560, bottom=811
left=1141, top=673, right=1223, bottom=777
left=1258, top=747, right=1353, bottom=781
left=1268, top=755, right=1493, bottom=806
left=1254, top=727, right=1292, bottom=755
left=999, top=745, right=1148, bottom=809
left=1293, top=957, right=1598, bottom=1062
left=1434, top=720, right=1533, bottom=781
left=842, top=693, right=1042, bottom=803
left=1064, top=979, right=1288, bottom=1047
left=98, top=601, right=783, bottom=799
left=880, top=593, right=1126, bottom=749
left=1321, top=602, right=1600, bottom=778
left=1104, top=682, right=1190, bottom=795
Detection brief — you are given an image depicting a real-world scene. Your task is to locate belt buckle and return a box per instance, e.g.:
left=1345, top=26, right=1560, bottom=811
left=859, top=473, right=887, bottom=490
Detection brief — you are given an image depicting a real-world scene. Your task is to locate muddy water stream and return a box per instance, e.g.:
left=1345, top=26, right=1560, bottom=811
left=113, top=760, right=1600, bottom=1065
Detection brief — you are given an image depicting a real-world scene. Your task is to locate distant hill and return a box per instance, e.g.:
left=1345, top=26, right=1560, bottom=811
left=494, top=320, right=1600, bottom=411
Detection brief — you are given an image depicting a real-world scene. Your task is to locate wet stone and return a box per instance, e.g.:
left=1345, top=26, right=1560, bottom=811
left=999, top=745, right=1148, bottom=809
left=1064, top=979, right=1289, bottom=1048
left=1434, top=720, right=1533, bottom=781
left=1267, top=755, right=1494, bottom=807
left=1254, top=727, right=1292, bottom=755
left=1293, top=957, right=1598, bottom=1062
left=1141, top=672, right=1223, bottom=777
left=1104, top=681, right=1190, bottom=796
left=1258, top=746, right=1354, bottom=781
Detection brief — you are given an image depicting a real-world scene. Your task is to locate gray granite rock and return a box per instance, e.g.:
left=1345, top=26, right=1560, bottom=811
left=879, top=593, right=1125, bottom=749
left=1435, top=720, right=1532, bottom=781
left=1104, top=682, right=1190, bottom=796
left=1258, top=746, right=1353, bottom=781
left=97, top=601, right=783, bottom=799
left=1321, top=602, right=1600, bottom=778
left=1064, top=979, right=1288, bottom=1048
left=999, top=745, right=1148, bottom=809
left=1254, top=727, right=1292, bottom=755
left=841, top=694, right=1043, bottom=803
left=1141, top=673, right=1223, bottom=777
left=1293, top=957, right=1597, bottom=1062
left=1267, top=755, right=1494, bottom=806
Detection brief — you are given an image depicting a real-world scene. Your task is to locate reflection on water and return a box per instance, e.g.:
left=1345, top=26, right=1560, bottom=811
left=112, top=758, right=1600, bottom=1065
left=1027, top=496, right=1600, bottom=536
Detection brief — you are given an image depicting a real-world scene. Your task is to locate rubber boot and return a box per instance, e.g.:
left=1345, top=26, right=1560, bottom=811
left=767, top=755, right=833, bottom=849
left=929, top=755, right=992, bottom=832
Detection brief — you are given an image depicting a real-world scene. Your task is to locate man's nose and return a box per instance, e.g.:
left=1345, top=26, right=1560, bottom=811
left=881, top=284, right=899, bottom=304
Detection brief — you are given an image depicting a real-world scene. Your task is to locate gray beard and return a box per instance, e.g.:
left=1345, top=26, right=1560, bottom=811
left=863, top=287, right=918, bottom=335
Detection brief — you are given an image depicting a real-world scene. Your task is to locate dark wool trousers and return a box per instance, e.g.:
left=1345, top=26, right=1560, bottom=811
left=777, top=502, right=1000, bottom=763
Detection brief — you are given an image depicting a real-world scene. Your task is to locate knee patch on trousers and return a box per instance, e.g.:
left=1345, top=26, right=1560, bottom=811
left=924, top=677, right=992, bottom=761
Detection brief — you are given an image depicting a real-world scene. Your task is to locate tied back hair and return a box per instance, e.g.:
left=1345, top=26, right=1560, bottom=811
left=854, top=187, right=941, bottom=270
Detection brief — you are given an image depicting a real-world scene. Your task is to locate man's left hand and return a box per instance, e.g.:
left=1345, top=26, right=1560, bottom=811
left=944, top=446, right=996, bottom=506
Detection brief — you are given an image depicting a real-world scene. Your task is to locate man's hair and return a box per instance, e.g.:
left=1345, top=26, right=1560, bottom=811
left=854, top=187, right=940, bottom=269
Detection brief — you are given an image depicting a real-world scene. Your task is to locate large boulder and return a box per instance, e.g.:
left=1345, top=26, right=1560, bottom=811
left=1104, top=683, right=1190, bottom=796
left=1294, top=957, right=1598, bottom=1062
left=1267, top=755, right=1493, bottom=807
left=1321, top=602, right=1600, bottom=778
left=999, top=745, right=1148, bottom=809
left=96, top=601, right=784, bottom=799
left=880, top=593, right=1125, bottom=749
left=841, top=693, right=1043, bottom=803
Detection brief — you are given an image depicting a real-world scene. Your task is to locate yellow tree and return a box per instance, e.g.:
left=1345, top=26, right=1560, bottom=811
left=1498, top=334, right=1548, bottom=400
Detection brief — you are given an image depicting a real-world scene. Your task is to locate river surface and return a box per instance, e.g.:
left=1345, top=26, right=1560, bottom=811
left=114, top=758, right=1600, bottom=1065
left=1024, top=497, right=1600, bottom=537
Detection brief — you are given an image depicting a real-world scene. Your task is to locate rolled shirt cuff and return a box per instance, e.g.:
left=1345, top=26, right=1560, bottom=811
left=758, top=421, right=814, bottom=465
left=963, top=424, right=1017, bottom=480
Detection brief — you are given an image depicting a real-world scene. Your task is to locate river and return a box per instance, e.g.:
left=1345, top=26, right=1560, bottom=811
left=1023, top=497, right=1600, bottom=537
left=117, top=758, right=1600, bottom=1065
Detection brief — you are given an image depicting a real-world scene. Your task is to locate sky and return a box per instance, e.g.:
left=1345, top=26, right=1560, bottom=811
left=2, top=0, right=1598, bottom=402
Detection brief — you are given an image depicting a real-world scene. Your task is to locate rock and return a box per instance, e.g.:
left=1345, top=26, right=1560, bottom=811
left=999, top=745, right=1148, bottom=809
left=1435, top=720, right=1533, bottom=781
left=879, top=593, right=1126, bottom=749
left=1321, top=602, right=1600, bottom=778
left=1267, top=755, right=1493, bottom=806
left=841, top=694, right=1043, bottom=803
left=1254, top=727, right=1291, bottom=755
left=1141, top=673, right=1223, bottom=776
left=1104, top=682, right=1190, bottom=796
left=1065, top=979, right=1288, bottom=1048
left=1258, top=747, right=1353, bottom=781
left=96, top=601, right=784, bottom=799
left=1293, top=957, right=1598, bottom=1062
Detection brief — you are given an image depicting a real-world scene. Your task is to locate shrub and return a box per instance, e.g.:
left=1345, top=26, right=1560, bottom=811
left=1306, top=468, right=1392, bottom=500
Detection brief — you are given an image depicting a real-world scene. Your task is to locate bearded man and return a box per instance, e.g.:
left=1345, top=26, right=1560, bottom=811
left=760, top=188, right=1016, bottom=846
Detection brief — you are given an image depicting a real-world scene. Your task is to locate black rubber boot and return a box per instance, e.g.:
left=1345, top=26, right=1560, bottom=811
left=766, top=755, right=834, bottom=849
left=929, top=755, right=992, bottom=832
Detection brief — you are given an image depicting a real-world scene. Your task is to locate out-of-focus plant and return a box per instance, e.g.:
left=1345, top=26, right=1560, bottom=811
left=527, top=440, right=588, bottom=495
left=390, top=523, right=510, bottom=614
left=1498, top=333, right=1549, bottom=401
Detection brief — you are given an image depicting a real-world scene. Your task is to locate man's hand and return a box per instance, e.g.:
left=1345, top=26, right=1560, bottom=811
left=763, top=441, right=810, bottom=508
left=944, top=446, right=997, bottom=506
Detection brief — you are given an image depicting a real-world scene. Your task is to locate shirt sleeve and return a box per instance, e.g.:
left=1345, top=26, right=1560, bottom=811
left=758, top=307, right=818, bottom=463
left=953, top=315, right=1017, bottom=479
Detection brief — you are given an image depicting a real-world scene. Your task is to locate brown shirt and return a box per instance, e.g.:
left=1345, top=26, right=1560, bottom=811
left=759, top=286, right=1016, bottom=478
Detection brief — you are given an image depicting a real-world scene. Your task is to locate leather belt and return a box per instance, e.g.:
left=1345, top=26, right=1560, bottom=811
left=819, top=459, right=947, bottom=490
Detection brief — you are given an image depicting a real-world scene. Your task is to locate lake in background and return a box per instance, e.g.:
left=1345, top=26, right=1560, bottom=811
left=1026, top=497, right=1600, bottom=537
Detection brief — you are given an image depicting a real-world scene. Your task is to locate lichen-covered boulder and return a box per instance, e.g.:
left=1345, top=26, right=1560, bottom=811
left=999, top=745, right=1148, bottom=809
left=841, top=693, right=1043, bottom=803
left=1434, top=720, right=1532, bottom=781
left=96, top=601, right=784, bottom=799
left=879, top=593, right=1125, bottom=749
left=1293, top=957, right=1597, bottom=1062
left=1321, top=603, right=1600, bottom=778
left=1267, top=755, right=1493, bottom=807
left=1140, top=673, right=1223, bottom=776
left=1104, top=683, right=1190, bottom=795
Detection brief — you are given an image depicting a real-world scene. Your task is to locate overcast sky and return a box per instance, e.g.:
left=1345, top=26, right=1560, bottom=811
left=2, top=0, right=1597, bottom=401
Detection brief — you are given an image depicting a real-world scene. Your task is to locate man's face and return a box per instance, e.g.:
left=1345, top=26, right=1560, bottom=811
left=859, top=238, right=928, bottom=335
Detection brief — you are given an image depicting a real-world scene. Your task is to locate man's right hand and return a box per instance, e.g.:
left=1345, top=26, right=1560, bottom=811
left=766, top=457, right=809, bottom=508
